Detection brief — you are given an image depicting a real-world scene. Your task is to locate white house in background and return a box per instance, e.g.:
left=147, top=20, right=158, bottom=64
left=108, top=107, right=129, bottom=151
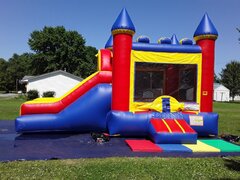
left=213, top=83, right=230, bottom=102
left=20, top=70, right=83, bottom=97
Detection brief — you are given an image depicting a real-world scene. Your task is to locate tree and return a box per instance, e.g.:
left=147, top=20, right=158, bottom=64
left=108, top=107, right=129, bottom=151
left=79, top=46, right=98, bottom=77
left=0, top=58, right=8, bottom=91
left=28, top=26, right=96, bottom=78
left=5, top=53, right=33, bottom=91
left=220, top=61, right=240, bottom=101
left=214, top=73, right=220, bottom=83
left=0, top=26, right=98, bottom=91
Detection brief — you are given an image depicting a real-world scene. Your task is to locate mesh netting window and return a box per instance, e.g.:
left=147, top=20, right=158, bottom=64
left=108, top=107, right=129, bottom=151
left=134, top=62, right=197, bottom=102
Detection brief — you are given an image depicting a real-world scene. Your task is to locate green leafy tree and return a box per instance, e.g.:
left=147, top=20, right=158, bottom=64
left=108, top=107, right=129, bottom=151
left=0, top=58, right=8, bottom=91
left=79, top=46, right=98, bottom=77
left=214, top=73, right=221, bottom=83
left=1, top=26, right=98, bottom=91
left=220, top=61, right=240, bottom=101
left=5, top=53, right=33, bottom=91
left=28, top=26, right=96, bottom=78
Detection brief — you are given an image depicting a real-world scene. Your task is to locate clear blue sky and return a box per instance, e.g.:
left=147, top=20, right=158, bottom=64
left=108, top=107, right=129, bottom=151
left=0, top=0, right=239, bottom=75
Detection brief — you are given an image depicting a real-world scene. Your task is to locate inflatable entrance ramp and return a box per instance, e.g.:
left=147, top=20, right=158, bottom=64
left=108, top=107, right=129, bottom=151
left=149, top=118, right=197, bottom=144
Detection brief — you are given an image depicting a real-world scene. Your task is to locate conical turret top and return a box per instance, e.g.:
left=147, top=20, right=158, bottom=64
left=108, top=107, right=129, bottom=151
left=194, top=13, right=218, bottom=41
left=105, top=35, right=113, bottom=49
left=111, top=8, right=135, bottom=35
left=171, top=34, right=179, bottom=45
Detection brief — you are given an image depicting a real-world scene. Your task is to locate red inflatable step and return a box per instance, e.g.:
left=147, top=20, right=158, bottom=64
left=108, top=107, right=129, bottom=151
left=149, top=118, right=197, bottom=144
left=125, top=140, right=162, bottom=152
left=150, top=118, right=196, bottom=134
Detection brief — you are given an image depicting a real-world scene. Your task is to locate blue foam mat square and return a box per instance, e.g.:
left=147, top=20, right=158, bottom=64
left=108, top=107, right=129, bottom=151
left=157, top=144, right=192, bottom=152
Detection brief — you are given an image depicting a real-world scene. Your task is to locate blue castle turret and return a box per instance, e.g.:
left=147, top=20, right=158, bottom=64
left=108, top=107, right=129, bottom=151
left=111, top=8, right=135, bottom=36
left=194, top=13, right=218, bottom=41
left=105, top=35, right=113, bottom=49
left=171, top=34, right=180, bottom=45
left=193, top=13, right=218, bottom=112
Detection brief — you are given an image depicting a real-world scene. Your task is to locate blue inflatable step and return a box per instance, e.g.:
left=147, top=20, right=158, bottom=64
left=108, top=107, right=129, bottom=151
left=148, top=118, right=197, bottom=144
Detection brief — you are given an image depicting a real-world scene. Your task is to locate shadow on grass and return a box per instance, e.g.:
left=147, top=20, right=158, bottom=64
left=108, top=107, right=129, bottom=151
left=223, top=157, right=240, bottom=172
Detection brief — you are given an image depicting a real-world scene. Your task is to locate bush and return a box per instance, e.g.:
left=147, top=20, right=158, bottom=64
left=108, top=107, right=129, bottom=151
left=27, top=90, right=39, bottom=100
left=42, top=91, right=55, bottom=97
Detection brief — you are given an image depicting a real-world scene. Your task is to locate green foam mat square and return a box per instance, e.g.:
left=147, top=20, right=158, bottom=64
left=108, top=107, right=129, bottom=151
left=200, top=139, right=240, bottom=152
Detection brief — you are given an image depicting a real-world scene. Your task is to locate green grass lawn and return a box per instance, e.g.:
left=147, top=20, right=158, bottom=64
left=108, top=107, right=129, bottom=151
left=214, top=102, right=240, bottom=135
left=0, top=98, right=239, bottom=179
left=0, top=97, right=25, bottom=120
left=0, top=157, right=240, bottom=179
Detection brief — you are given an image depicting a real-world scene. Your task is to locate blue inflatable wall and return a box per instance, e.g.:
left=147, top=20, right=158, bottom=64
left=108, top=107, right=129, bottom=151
left=107, top=111, right=151, bottom=136
left=107, top=111, right=218, bottom=137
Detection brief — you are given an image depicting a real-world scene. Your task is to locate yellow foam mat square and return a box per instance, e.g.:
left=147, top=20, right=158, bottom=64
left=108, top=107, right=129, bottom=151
left=183, top=140, right=220, bottom=152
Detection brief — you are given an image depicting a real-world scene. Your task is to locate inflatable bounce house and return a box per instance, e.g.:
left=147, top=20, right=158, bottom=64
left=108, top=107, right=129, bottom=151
left=16, top=9, right=240, bottom=152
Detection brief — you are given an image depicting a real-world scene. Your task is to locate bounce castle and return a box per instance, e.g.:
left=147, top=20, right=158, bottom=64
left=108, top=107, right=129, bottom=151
left=16, top=9, right=219, bottom=145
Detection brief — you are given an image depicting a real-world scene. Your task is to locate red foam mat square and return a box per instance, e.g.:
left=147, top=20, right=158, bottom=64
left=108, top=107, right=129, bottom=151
left=125, top=140, right=163, bottom=152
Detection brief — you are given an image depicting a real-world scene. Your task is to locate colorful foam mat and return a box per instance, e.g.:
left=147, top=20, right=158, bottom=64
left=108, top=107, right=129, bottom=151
left=125, top=139, right=240, bottom=153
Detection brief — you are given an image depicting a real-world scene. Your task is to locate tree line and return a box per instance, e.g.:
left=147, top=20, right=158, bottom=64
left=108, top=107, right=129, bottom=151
left=214, top=28, right=240, bottom=101
left=0, top=26, right=239, bottom=100
left=0, top=26, right=98, bottom=92
left=215, top=61, right=240, bottom=101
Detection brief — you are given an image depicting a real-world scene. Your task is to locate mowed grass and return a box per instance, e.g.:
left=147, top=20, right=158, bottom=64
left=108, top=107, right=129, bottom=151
left=0, top=98, right=239, bottom=179
left=214, top=102, right=240, bottom=135
left=0, top=157, right=240, bottom=180
left=0, top=97, right=25, bottom=120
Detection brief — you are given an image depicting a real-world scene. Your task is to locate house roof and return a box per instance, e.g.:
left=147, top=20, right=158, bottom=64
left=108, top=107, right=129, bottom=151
left=22, top=75, right=34, bottom=81
left=20, top=70, right=83, bottom=84
left=214, top=83, right=221, bottom=89
left=214, top=83, right=229, bottom=91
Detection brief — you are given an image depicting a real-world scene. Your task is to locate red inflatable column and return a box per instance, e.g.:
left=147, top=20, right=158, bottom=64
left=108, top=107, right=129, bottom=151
left=193, top=13, right=218, bottom=112
left=112, top=33, right=133, bottom=111
left=197, top=39, right=216, bottom=112
left=111, top=8, right=135, bottom=111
